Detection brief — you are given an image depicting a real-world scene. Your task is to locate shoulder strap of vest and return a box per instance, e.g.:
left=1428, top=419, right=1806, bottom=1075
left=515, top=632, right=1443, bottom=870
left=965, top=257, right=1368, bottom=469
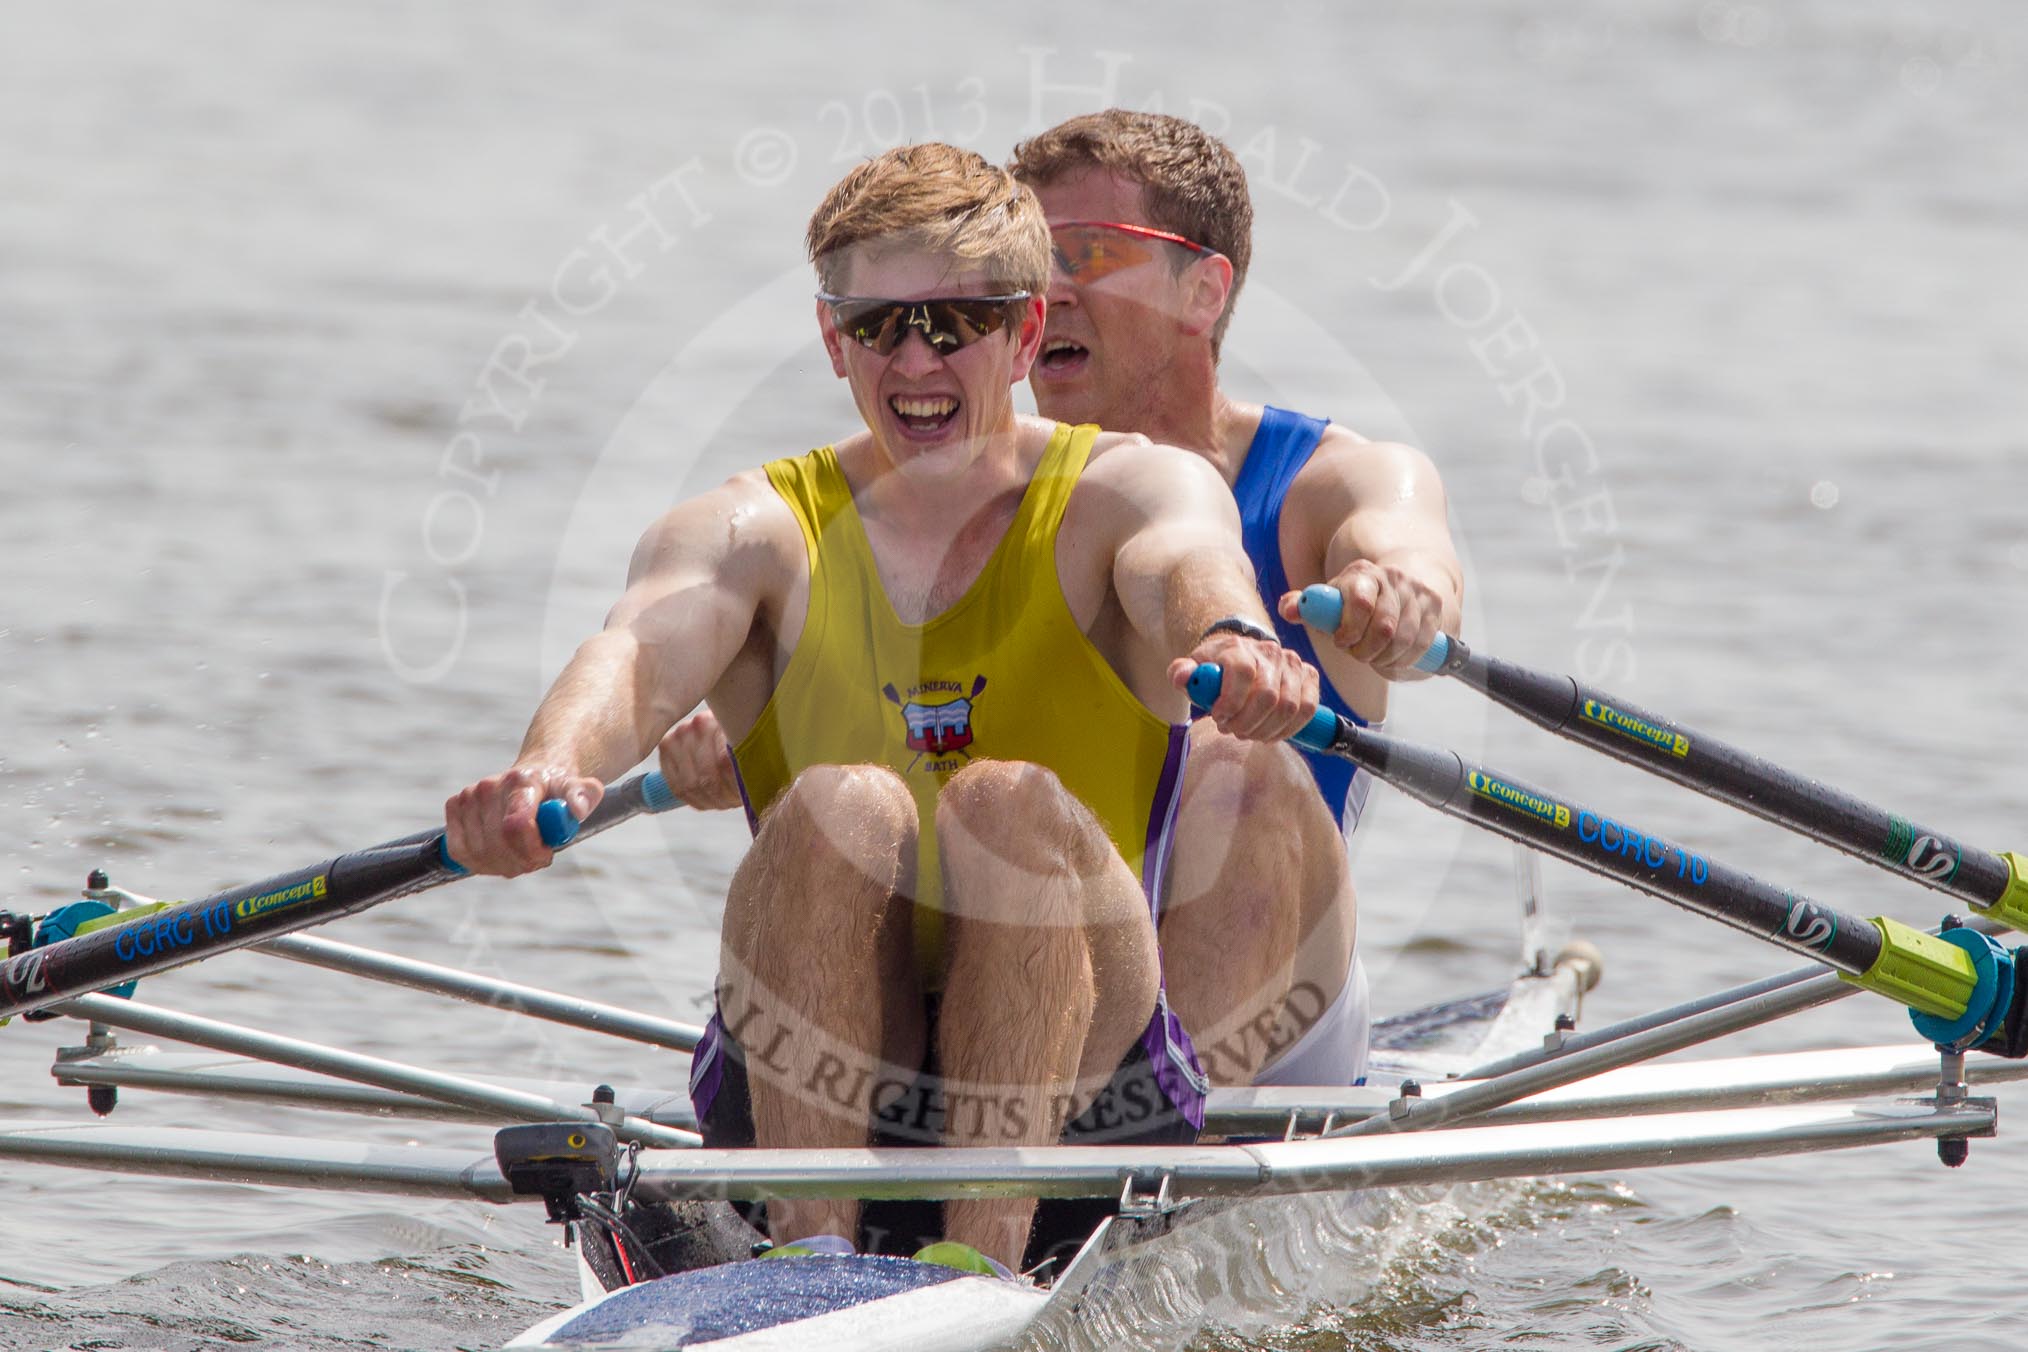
left=1008, top=422, right=1095, bottom=554
left=1232, top=407, right=1331, bottom=517
left=763, top=445, right=847, bottom=547
left=764, top=443, right=884, bottom=578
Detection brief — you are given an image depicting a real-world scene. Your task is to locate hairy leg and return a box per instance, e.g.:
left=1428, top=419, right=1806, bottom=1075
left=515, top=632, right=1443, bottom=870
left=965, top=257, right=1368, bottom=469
left=718, top=763, right=922, bottom=1245
left=1159, top=721, right=1355, bottom=1085
left=934, top=760, right=1159, bottom=1269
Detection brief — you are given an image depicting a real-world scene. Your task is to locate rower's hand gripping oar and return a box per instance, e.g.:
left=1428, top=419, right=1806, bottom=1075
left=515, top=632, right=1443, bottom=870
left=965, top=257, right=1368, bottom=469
left=1294, top=583, right=2028, bottom=936
left=0, top=771, right=681, bottom=1022
left=439, top=796, right=582, bottom=873
left=1185, top=664, right=2028, bottom=1060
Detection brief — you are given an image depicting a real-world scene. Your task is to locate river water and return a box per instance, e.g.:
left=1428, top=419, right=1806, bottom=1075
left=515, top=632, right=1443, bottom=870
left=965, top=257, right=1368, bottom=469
left=4, top=2, right=2026, bottom=1348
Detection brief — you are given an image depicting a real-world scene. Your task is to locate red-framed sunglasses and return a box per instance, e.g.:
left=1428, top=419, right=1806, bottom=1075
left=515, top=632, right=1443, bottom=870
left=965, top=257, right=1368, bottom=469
left=818, top=291, right=1032, bottom=357
left=1050, top=220, right=1219, bottom=283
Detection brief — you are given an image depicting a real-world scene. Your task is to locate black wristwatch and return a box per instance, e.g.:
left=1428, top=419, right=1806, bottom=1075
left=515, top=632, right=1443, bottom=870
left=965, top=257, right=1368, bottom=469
left=1200, top=616, right=1279, bottom=645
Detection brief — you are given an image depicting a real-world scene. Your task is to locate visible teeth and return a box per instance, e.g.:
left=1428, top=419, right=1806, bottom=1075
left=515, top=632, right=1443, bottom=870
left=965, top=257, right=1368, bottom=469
left=892, top=396, right=957, bottom=417
left=1044, top=339, right=1084, bottom=356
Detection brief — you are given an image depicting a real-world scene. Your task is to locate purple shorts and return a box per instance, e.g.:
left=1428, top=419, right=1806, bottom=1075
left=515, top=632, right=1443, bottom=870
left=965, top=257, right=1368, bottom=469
left=687, top=987, right=1207, bottom=1269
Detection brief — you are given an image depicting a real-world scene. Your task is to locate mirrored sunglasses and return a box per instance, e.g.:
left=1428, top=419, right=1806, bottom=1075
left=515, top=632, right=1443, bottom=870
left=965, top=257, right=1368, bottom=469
left=818, top=292, right=1031, bottom=357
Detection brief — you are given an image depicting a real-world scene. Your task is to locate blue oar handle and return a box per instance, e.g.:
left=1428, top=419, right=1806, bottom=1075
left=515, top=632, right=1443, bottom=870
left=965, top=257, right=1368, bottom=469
left=1186, top=664, right=1343, bottom=755
left=640, top=770, right=681, bottom=813
left=438, top=804, right=578, bottom=875
left=438, top=770, right=675, bottom=873
left=535, top=799, right=580, bottom=848
left=1295, top=584, right=1464, bottom=674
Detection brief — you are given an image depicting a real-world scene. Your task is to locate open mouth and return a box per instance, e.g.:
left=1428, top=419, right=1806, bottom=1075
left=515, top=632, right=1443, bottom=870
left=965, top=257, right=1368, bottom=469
left=889, top=394, right=959, bottom=436
left=1038, top=338, right=1089, bottom=376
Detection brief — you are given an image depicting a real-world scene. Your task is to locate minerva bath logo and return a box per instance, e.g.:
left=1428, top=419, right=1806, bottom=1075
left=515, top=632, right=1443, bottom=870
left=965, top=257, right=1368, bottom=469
left=883, top=675, right=987, bottom=774
left=1580, top=698, right=1691, bottom=758
left=1467, top=769, right=1571, bottom=829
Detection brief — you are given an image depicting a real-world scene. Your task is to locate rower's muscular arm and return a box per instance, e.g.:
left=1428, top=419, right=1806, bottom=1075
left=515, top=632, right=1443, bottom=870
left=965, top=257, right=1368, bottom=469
left=521, top=497, right=758, bottom=773
left=1284, top=432, right=1463, bottom=678
left=1095, top=440, right=1321, bottom=742
left=445, top=472, right=784, bottom=874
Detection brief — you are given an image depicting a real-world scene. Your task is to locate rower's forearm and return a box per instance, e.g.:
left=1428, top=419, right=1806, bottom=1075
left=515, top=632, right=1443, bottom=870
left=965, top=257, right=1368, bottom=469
left=515, top=631, right=664, bottom=782
left=1159, top=548, right=1274, bottom=656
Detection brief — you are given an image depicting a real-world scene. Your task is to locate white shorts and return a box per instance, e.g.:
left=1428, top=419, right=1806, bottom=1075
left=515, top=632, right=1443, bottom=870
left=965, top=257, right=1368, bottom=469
left=1250, top=952, right=1370, bottom=1088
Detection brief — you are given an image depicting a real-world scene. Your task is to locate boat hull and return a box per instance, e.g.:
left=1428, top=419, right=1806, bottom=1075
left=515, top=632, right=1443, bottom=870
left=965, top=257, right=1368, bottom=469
left=509, top=1254, right=1046, bottom=1350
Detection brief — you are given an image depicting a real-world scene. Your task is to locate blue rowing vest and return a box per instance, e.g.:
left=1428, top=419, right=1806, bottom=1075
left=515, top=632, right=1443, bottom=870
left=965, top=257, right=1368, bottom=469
left=1229, top=406, right=1370, bottom=828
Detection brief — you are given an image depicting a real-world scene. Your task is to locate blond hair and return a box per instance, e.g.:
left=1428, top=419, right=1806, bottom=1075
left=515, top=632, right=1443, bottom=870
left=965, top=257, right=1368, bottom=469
left=1010, top=110, right=1252, bottom=351
left=807, top=143, right=1049, bottom=296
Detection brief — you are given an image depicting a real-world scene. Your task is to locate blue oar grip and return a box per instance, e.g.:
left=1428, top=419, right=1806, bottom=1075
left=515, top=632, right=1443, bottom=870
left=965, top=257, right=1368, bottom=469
left=536, top=799, right=579, bottom=848
left=1297, top=584, right=1454, bottom=674
left=437, top=796, right=582, bottom=874
left=1296, top=584, right=1344, bottom=633
left=1413, top=632, right=1455, bottom=674
left=1186, top=663, right=1342, bottom=755
left=641, top=770, right=680, bottom=813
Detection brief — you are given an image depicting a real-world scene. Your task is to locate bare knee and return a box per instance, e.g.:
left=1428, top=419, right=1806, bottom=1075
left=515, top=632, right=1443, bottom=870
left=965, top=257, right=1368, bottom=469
left=728, top=764, right=915, bottom=960
left=939, top=762, right=1131, bottom=935
left=765, top=763, right=914, bottom=843
left=753, top=764, right=915, bottom=886
left=1183, top=720, right=1320, bottom=817
left=1174, top=726, right=1340, bottom=884
left=1164, top=725, right=1351, bottom=984
left=937, top=760, right=1108, bottom=878
left=937, top=758, right=1067, bottom=824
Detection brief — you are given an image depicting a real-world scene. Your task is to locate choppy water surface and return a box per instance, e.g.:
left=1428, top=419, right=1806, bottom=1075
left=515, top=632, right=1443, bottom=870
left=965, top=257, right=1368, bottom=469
left=4, top=2, right=2026, bottom=1348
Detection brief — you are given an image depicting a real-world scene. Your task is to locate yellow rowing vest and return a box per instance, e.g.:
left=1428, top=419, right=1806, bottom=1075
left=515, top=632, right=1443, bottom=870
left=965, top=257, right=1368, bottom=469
left=731, top=422, right=1188, bottom=985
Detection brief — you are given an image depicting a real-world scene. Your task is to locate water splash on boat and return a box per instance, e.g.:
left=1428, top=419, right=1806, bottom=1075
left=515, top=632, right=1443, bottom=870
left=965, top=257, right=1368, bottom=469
left=1020, top=1179, right=1538, bottom=1352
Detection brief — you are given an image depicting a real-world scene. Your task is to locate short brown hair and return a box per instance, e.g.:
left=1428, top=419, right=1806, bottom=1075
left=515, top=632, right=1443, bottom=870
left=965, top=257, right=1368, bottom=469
left=1010, top=110, right=1253, bottom=351
left=807, top=143, right=1049, bottom=296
